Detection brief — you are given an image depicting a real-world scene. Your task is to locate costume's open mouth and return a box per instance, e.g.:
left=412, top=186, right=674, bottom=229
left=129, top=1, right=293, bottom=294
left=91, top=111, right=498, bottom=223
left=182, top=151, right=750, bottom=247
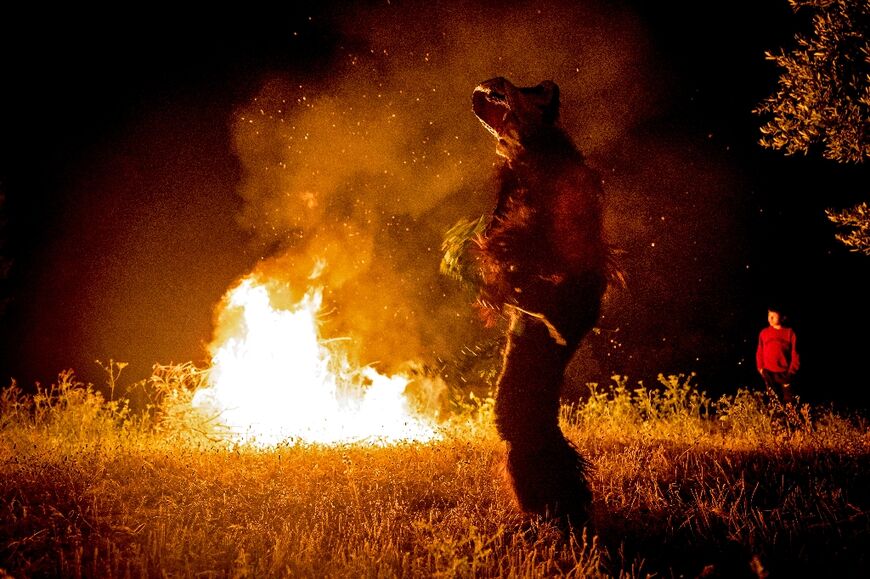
left=472, top=86, right=509, bottom=139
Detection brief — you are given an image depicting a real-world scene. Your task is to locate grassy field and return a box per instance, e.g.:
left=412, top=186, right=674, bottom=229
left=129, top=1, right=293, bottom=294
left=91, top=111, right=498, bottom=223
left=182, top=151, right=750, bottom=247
left=1, top=369, right=868, bottom=578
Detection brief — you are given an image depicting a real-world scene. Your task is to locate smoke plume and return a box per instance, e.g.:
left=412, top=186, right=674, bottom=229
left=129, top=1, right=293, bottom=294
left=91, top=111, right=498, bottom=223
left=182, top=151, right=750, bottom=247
left=230, top=0, right=741, bottom=384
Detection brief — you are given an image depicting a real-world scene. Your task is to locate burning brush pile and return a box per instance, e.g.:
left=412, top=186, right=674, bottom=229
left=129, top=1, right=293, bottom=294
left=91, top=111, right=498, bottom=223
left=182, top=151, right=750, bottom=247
left=188, top=270, right=447, bottom=447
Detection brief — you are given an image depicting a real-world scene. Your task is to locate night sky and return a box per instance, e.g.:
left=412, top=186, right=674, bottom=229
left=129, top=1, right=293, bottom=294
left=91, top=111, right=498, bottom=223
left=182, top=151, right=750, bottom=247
left=1, top=1, right=867, bottom=410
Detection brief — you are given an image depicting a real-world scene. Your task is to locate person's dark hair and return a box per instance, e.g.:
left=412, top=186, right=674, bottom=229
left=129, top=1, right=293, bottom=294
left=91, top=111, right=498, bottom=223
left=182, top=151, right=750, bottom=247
left=767, top=305, right=787, bottom=321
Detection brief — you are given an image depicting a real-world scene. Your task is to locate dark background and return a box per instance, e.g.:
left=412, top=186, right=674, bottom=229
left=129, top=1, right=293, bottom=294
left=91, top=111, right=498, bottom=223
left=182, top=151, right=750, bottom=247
left=1, top=2, right=867, bottom=411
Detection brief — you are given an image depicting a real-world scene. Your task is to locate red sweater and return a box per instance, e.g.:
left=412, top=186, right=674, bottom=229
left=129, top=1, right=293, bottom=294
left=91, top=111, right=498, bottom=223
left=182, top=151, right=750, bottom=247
left=756, top=326, right=800, bottom=374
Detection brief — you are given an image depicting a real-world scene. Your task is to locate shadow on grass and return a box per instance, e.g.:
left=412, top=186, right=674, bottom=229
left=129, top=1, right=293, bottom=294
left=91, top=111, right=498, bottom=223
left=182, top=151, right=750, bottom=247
left=592, top=446, right=870, bottom=578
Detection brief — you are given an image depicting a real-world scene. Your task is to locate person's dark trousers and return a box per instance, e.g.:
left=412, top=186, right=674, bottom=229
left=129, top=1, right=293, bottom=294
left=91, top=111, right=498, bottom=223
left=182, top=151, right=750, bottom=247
left=762, top=369, right=795, bottom=404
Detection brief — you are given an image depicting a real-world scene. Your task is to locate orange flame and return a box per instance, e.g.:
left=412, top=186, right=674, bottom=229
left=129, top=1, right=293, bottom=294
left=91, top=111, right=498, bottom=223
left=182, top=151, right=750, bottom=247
left=192, top=274, right=440, bottom=446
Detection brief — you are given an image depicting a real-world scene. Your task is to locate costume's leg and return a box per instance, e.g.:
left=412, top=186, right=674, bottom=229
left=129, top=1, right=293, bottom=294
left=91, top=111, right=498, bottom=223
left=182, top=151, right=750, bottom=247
left=494, top=311, right=591, bottom=526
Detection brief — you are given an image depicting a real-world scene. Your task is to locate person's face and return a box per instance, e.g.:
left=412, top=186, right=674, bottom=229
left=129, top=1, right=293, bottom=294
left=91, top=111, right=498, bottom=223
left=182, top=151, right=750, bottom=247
left=768, top=310, right=782, bottom=328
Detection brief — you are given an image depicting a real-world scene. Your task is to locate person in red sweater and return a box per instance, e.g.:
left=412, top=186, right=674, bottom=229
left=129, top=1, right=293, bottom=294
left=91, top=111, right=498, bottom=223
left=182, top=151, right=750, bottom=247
left=756, top=307, right=800, bottom=404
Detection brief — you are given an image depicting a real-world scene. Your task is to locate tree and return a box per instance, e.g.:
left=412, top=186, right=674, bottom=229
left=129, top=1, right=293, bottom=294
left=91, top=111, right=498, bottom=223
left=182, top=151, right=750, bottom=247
left=755, top=0, right=870, bottom=254
left=826, top=201, right=870, bottom=253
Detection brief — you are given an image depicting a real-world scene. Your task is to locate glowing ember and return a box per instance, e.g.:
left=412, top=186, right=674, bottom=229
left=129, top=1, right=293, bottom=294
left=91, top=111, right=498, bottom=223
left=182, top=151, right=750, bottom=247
left=192, top=275, right=440, bottom=446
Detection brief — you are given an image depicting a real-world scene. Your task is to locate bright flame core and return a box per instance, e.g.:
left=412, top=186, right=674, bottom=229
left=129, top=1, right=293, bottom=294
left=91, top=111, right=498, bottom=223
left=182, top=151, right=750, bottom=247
left=192, top=276, right=440, bottom=446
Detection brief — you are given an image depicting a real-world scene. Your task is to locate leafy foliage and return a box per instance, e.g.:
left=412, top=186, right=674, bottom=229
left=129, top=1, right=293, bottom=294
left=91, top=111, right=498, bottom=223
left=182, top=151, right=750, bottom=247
left=439, top=215, right=488, bottom=286
left=755, top=0, right=870, bottom=254
left=755, top=0, right=870, bottom=163
left=826, top=200, right=870, bottom=254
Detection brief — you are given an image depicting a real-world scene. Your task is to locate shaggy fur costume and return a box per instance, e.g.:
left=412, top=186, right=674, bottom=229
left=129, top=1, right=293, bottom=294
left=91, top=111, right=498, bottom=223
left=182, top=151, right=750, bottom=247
left=471, top=77, right=608, bottom=527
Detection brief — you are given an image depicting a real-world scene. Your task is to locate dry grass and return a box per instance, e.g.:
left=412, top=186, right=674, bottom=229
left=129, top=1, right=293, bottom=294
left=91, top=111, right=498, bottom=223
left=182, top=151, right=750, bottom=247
left=1, top=369, right=868, bottom=577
